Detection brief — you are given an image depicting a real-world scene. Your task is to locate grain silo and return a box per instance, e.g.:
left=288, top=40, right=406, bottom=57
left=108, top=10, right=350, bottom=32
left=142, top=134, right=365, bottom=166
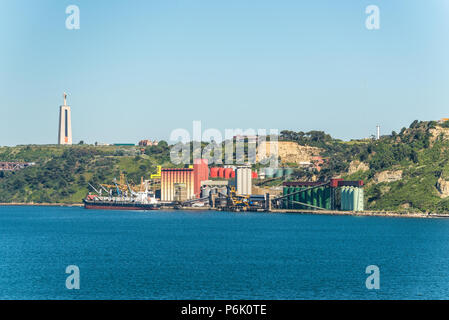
left=235, top=167, right=252, bottom=195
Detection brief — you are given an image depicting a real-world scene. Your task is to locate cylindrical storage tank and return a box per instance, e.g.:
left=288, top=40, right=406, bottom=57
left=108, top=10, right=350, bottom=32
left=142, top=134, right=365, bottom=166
left=324, top=187, right=331, bottom=209
left=288, top=187, right=294, bottom=209
left=294, top=187, right=300, bottom=209
left=265, top=168, right=275, bottom=178
left=283, top=186, right=289, bottom=208
left=321, top=187, right=326, bottom=209
left=344, top=187, right=349, bottom=211
left=252, top=171, right=258, bottom=179
left=343, top=187, right=348, bottom=211
left=358, top=188, right=364, bottom=211
left=231, top=171, right=235, bottom=178
left=284, top=168, right=294, bottom=177
left=312, top=187, right=318, bottom=208
left=210, top=167, right=219, bottom=178
left=353, top=187, right=359, bottom=211
left=306, top=187, right=312, bottom=208
left=224, top=168, right=233, bottom=179
left=217, top=168, right=225, bottom=178
left=348, top=187, right=354, bottom=211
left=275, top=168, right=284, bottom=178
left=299, top=187, right=306, bottom=209
left=349, top=187, right=354, bottom=211
left=288, top=187, right=296, bottom=209
left=341, top=187, right=347, bottom=211
left=317, top=187, right=323, bottom=209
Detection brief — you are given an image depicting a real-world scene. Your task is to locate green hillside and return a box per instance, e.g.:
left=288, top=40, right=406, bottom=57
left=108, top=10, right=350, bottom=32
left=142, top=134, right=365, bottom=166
left=0, top=143, right=172, bottom=204
left=343, top=124, right=449, bottom=213
left=2, top=120, right=449, bottom=213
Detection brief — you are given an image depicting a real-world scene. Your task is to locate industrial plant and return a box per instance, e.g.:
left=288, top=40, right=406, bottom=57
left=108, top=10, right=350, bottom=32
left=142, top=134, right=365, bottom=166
left=85, top=156, right=365, bottom=213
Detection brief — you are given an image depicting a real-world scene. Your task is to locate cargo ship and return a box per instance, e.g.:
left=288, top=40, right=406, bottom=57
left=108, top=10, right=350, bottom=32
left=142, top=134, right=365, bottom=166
left=83, top=175, right=160, bottom=211
left=83, top=198, right=160, bottom=210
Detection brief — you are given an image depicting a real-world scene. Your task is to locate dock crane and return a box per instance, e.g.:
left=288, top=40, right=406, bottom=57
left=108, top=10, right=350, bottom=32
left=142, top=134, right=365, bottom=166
left=88, top=183, right=101, bottom=195
left=228, top=186, right=250, bottom=208
left=113, top=178, right=122, bottom=196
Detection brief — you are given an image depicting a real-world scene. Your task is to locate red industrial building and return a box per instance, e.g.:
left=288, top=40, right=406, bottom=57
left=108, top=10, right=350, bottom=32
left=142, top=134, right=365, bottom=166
left=208, top=167, right=258, bottom=180
left=210, top=167, right=219, bottom=178
left=160, top=159, right=209, bottom=201
left=224, top=168, right=233, bottom=179
left=193, top=159, right=209, bottom=198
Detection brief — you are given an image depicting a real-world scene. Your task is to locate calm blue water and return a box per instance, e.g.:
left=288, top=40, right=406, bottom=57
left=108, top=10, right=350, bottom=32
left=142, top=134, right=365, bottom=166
left=1, top=206, right=449, bottom=300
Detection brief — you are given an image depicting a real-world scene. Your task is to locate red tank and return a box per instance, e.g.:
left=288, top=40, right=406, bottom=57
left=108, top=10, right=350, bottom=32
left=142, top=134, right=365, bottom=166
left=252, top=171, right=258, bottom=179
left=224, top=168, right=233, bottom=179
left=210, top=167, right=219, bottom=178
left=218, top=168, right=225, bottom=178
left=231, top=171, right=235, bottom=178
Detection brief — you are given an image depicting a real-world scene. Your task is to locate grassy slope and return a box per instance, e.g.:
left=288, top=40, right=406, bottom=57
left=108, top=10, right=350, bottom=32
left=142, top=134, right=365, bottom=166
left=343, top=147, right=446, bottom=213
left=341, top=127, right=449, bottom=213
left=276, top=121, right=449, bottom=213
left=0, top=145, right=171, bottom=204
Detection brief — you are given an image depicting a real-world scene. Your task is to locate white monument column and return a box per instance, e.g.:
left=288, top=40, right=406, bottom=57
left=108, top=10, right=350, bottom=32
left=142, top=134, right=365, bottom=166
left=58, top=93, right=72, bottom=145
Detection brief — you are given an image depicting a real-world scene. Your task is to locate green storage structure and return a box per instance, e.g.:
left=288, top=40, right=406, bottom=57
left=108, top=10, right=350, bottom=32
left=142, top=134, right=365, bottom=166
left=275, top=168, right=284, bottom=178
left=314, top=187, right=318, bottom=209
left=348, top=187, right=354, bottom=211
left=341, top=187, right=348, bottom=211
left=289, top=187, right=295, bottom=209
left=306, top=188, right=312, bottom=208
left=283, top=186, right=289, bottom=209
left=353, top=188, right=359, bottom=211
left=284, top=168, right=294, bottom=177
left=317, top=187, right=323, bottom=209
left=265, top=168, right=275, bottom=178
left=340, top=187, right=344, bottom=210
left=353, top=187, right=364, bottom=211
left=298, top=187, right=304, bottom=208
left=324, top=187, right=332, bottom=209
left=357, top=188, right=363, bottom=211
left=294, top=187, right=300, bottom=209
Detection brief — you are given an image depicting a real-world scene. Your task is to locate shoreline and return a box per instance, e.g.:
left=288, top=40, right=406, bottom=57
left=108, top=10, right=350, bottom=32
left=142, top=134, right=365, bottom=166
left=0, top=203, right=83, bottom=207
left=269, top=209, right=449, bottom=219
left=1, top=203, right=448, bottom=218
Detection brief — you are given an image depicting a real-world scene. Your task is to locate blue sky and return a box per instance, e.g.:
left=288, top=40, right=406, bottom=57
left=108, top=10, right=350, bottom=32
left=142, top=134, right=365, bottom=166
left=1, top=0, right=449, bottom=146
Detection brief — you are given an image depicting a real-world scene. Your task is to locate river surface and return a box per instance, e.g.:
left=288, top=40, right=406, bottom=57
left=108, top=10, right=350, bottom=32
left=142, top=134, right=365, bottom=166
left=1, top=206, right=449, bottom=300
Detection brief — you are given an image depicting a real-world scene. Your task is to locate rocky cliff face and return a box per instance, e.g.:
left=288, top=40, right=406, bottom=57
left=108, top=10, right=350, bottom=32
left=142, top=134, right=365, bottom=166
left=373, top=170, right=403, bottom=184
left=429, top=127, right=449, bottom=143
left=348, top=161, right=369, bottom=174
left=436, top=177, right=449, bottom=198
left=256, top=141, right=322, bottom=164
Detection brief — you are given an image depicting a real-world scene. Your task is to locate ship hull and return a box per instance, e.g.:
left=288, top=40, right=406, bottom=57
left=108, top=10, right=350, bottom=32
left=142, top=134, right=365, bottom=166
left=83, top=200, right=160, bottom=211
